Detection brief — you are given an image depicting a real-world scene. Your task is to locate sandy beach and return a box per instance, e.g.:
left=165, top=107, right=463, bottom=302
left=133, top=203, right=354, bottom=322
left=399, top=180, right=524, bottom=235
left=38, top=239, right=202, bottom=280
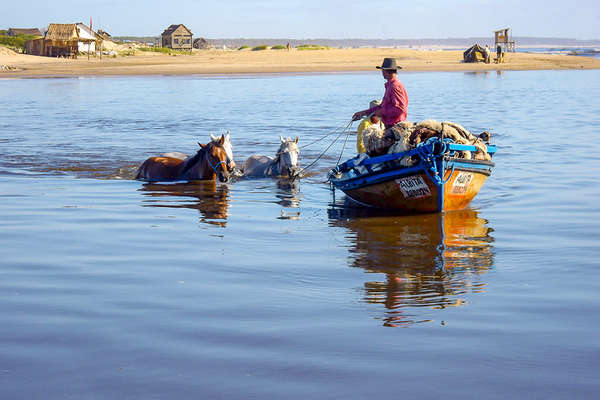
left=1, top=47, right=599, bottom=77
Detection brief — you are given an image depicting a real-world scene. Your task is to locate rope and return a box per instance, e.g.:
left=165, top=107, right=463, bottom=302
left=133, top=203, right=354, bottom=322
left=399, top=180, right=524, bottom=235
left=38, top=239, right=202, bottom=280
left=299, top=120, right=354, bottom=149
left=293, top=120, right=354, bottom=179
left=336, top=125, right=352, bottom=166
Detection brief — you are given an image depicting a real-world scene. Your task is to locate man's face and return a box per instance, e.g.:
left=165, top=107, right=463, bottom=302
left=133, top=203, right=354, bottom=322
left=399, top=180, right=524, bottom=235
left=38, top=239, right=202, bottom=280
left=382, top=69, right=394, bottom=80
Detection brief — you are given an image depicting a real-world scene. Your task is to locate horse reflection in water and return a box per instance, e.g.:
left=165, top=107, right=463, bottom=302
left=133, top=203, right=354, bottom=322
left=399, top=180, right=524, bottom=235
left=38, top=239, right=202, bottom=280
left=328, top=207, right=494, bottom=327
left=138, top=181, right=230, bottom=227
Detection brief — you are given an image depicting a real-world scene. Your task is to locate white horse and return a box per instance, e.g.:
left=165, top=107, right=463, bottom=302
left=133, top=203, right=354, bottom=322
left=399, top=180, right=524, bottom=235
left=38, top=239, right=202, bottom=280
left=162, top=132, right=236, bottom=172
left=242, top=136, right=300, bottom=178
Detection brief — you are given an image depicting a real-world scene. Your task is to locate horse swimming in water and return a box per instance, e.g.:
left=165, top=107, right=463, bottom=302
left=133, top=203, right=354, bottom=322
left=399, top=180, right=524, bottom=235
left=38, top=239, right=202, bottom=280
left=162, top=132, right=236, bottom=173
left=242, top=136, right=300, bottom=178
left=136, top=135, right=230, bottom=182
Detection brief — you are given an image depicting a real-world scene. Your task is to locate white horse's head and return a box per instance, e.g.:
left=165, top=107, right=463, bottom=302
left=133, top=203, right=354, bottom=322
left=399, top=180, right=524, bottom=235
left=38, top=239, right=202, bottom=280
left=211, top=131, right=235, bottom=172
left=278, top=136, right=300, bottom=177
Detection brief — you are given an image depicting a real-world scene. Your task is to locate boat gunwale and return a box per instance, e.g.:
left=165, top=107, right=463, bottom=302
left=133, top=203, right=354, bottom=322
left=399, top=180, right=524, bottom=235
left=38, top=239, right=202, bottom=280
left=330, top=157, right=494, bottom=191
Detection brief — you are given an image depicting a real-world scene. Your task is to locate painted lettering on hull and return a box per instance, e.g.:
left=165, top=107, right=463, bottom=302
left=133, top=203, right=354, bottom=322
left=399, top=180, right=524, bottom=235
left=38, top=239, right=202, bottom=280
left=396, top=176, right=431, bottom=199
left=451, top=172, right=474, bottom=194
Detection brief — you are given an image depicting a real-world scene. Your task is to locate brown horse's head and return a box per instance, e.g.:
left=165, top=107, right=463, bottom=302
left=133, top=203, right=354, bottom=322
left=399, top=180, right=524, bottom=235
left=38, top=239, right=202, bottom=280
left=200, top=136, right=230, bottom=183
left=210, top=132, right=236, bottom=173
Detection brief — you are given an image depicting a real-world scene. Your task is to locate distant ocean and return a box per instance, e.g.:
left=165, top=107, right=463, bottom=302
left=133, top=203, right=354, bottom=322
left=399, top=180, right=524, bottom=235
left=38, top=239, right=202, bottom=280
left=516, top=47, right=600, bottom=58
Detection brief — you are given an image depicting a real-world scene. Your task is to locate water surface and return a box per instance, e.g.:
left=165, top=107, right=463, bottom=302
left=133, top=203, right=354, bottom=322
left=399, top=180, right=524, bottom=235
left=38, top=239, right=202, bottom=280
left=1, top=71, right=599, bottom=399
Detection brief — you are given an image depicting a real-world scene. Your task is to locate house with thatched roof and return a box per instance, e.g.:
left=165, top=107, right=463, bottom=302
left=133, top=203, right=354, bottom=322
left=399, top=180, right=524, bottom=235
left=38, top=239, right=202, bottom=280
left=25, top=23, right=100, bottom=58
left=161, top=24, right=193, bottom=50
left=8, top=28, right=42, bottom=37
left=43, top=23, right=79, bottom=57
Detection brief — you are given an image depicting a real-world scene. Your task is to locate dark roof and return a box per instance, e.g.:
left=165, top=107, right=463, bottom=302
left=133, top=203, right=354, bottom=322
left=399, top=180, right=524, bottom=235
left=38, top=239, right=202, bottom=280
left=8, top=28, right=43, bottom=36
left=161, top=24, right=192, bottom=36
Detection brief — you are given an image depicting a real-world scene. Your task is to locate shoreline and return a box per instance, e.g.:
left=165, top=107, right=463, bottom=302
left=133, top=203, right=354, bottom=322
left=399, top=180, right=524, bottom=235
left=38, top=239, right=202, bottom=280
left=1, top=48, right=599, bottom=78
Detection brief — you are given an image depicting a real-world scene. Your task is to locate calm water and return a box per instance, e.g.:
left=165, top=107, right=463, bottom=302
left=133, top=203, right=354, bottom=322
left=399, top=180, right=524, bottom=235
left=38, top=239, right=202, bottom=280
left=1, top=70, right=599, bottom=399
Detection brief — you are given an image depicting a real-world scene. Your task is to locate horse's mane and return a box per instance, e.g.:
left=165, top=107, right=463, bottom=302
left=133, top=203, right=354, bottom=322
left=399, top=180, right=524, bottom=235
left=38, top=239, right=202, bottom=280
left=180, top=144, right=208, bottom=176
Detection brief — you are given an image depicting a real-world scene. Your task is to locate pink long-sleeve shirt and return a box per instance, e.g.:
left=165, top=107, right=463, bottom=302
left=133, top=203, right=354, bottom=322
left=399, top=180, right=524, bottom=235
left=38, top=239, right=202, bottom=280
left=367, top=77, right=408, bottom=126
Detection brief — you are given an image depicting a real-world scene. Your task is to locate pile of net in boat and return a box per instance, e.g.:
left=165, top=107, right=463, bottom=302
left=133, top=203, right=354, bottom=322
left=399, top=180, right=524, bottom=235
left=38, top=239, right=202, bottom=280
left=361, top=119, right=492, bottom=166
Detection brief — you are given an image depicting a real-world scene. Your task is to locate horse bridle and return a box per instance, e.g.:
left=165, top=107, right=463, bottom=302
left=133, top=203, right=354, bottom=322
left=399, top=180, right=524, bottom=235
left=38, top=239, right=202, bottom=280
left=180, top=144, right=227, bottom=177
left=207, top=154, right=227, bottom=174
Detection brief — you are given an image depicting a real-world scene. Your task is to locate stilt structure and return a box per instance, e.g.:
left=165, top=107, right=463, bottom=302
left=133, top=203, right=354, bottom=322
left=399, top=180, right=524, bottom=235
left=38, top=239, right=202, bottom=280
left=494, top=28, right=515, bottom=52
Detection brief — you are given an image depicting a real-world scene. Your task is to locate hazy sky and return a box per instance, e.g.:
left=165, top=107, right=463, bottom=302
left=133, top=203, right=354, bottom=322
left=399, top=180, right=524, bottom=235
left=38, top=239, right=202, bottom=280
left=3, top=0, right=599, bottom=39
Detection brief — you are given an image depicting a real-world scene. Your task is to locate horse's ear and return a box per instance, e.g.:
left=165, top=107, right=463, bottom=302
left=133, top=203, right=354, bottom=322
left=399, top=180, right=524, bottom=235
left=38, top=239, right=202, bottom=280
left=210, top=133, right=217, bottom=141
left=198, top=142, right=206, bottom=149
left=219, top=135, right=225, bottom=145
left=225, top=131, right=230, bottom=140
left=295, top=136, right=299, bottom=143
left=280, top=136, right=285, bottom=143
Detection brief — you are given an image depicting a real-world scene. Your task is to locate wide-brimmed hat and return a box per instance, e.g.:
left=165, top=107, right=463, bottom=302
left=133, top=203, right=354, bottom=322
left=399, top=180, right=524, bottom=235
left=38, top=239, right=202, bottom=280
left=376, top=57, right=402, bottom=71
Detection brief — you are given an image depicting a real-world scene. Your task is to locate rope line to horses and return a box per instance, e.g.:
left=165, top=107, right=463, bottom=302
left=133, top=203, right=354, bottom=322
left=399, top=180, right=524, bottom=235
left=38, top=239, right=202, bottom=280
left=336, top=125, right=352, bottom=166
left=299, top=120, right=354, bottom=149
left=294, top=120, right=354, bottom=179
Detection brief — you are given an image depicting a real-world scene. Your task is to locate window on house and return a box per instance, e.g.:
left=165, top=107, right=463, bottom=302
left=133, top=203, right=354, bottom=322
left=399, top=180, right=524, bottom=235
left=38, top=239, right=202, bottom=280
left=186, top=39, right=190, bottom=44
left=174, top=38, right=179, bottom=44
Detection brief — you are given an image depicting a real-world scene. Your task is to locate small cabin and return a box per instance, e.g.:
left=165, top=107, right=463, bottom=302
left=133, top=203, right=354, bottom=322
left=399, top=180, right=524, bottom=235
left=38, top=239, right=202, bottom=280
left=161, top=24, right=193, bottom=50
left=494, top=28, right=515, bottom=52
left=42, top=24, right=80, bottom=58
left=7, top=28, right=43, bottom=37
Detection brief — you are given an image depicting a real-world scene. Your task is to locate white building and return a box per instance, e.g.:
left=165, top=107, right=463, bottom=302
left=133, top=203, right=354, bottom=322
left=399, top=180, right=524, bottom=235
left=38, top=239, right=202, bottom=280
left=76, top=23, right=97, bottom=53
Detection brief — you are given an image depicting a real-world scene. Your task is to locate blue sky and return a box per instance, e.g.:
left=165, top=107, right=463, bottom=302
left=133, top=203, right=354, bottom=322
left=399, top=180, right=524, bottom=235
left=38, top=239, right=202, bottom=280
left=3, top=0, right=599, bottom=39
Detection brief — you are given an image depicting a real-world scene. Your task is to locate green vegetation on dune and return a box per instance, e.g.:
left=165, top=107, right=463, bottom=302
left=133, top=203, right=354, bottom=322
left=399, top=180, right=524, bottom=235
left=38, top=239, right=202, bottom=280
left=296, top=44, right=330, bottom=50
left=251, top=45, right=269, bottom=51
left=138, top=46, right=172, bottom=54
left=137, top=47, right=192, bottom=56
left=0, top=34, right=40, bottom=53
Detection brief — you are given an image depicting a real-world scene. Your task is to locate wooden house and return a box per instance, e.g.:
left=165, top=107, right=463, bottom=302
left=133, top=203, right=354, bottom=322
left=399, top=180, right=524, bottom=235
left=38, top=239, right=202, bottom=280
left=25, top=23, right=100, bottom=58
left=161, top=24, right=193, bottom=50
left=43, top=24, right=80, bottom=57
left=7, top=28, right=43, bottom=37
left=96, top=29, right=112, bottom=40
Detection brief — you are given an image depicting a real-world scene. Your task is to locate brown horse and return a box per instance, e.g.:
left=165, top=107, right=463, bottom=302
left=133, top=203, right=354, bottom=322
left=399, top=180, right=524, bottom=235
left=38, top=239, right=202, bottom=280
left=136, top=137, right=230, bottom=182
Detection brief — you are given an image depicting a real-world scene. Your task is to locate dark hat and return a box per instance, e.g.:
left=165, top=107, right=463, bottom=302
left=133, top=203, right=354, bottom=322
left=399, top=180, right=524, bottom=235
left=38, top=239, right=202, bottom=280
left=376, top=57, right=402, bottom=71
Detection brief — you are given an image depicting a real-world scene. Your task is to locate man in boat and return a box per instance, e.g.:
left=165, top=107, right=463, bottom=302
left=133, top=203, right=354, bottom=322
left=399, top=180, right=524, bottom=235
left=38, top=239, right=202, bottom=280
left=352, top=58, right=408, bottom=129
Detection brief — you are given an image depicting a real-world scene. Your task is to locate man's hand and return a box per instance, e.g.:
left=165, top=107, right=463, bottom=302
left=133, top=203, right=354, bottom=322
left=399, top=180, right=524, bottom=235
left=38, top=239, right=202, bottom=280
left=352, top=111, right=365, bottom=121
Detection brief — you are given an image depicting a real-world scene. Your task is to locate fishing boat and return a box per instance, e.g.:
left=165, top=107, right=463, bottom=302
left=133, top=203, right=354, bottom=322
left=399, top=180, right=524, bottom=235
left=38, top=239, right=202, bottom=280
left=328, top=137, right=497, bottom=213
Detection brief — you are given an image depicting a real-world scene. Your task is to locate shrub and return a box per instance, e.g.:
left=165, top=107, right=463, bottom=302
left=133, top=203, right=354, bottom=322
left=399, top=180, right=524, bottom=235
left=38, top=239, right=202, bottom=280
left=0, top=34, right=38, bottom=53
left=251, top=45, right=268, bottom=51
left=237, top=45, right=250, bottom=50
left=118, top=49, right=135, bottom=57
left=271, top=45, right=286, bottom=50
left=296, top=44, right=330, bottom=51
left=138, top=46, right=171, bottom=54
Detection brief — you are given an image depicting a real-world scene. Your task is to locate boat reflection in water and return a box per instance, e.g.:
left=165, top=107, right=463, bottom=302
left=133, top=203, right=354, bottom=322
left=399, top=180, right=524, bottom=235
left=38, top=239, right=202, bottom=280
left=328, top=204, right=494, bottom=327
left=138, top=181, right=230, bottom=227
